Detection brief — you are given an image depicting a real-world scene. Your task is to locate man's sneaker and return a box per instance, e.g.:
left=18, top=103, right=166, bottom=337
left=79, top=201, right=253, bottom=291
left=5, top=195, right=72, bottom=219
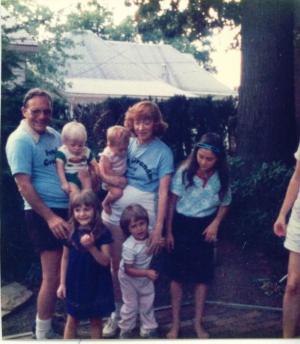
left=103, top=313, right=119, bottom=338
left=32, top=325, right=60, bottom=339
left=140, top=327, right=159, bottom=339
left=119, top=329, right=134, bottom=339
left=32, top=320, right=62, bottom=339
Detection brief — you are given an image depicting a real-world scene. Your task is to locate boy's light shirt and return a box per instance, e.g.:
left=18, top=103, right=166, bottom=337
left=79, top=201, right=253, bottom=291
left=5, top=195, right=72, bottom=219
left=119, top=235, right=152, bottom=274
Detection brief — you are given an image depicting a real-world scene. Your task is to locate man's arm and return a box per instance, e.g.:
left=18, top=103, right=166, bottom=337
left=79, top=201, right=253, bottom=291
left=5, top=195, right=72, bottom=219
left=14, top=173, right=70, bottom=239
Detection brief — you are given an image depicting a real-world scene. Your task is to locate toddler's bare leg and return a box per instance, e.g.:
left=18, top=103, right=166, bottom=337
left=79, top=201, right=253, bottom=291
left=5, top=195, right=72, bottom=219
left=78, top=169, right=92, bottom=190
left=102, top=187, right=123, bottom=214
left=69, top=183, right=80, bottom=196
left=64, top=315, right=79, bottom=339
left=194, top=283, right=209, bottom=338
left=90, top=318, right=102, bottom=339
left=166, top=281, right=182, bottom=339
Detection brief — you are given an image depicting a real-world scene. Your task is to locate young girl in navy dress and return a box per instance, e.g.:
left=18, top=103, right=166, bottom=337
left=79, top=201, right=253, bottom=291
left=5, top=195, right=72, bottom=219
left=57, top=190, right=115, bottom=338
left=166, top=132, right=231, bottom=339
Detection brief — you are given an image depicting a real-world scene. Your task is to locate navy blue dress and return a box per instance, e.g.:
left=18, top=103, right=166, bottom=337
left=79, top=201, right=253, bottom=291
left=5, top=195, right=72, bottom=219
left=65, top=228, right=115, bottom=320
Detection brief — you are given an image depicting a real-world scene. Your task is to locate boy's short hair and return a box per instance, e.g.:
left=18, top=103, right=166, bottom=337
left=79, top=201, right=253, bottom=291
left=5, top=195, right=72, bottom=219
left=120, top=204, right=149, bottom=237
left=61, top=121, right=87, bottom=143
left=107, top=125, right=131, bottom=146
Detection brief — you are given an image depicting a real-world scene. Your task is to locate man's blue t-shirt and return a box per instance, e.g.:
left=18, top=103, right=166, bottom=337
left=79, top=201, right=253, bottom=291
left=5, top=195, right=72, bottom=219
left=6, top=120, right=68, bottom=210
left=126, top=137, right=174, bottom=193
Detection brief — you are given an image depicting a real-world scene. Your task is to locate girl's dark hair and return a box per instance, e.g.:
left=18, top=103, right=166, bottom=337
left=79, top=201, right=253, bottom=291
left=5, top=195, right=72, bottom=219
left=120, top=204, right=149, bottom=237
left=182, top=132, right=230, bottom=200
left=68, top=189, right=104, bottom=240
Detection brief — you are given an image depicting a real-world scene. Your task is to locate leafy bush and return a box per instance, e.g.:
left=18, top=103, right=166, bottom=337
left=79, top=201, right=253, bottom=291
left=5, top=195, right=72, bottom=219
left=223, top=158, right=293, bottom=257
left=73, top=95, right=237, bottom=164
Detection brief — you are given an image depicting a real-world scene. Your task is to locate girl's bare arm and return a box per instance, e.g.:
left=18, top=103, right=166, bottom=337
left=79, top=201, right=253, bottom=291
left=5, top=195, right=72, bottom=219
left=57, top=246, right=69, bottom=298
left=124, top=264, right=158, bottom=281
left=88, top=243, right=111, bottom=267
left=203, top=205, right=230, bottom=242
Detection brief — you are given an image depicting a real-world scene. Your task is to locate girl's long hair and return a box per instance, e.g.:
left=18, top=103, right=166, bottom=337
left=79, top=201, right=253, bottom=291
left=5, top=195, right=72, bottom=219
left=68, top=190, right=104, bottom=240
left=182, top=132, right=230, bottom=200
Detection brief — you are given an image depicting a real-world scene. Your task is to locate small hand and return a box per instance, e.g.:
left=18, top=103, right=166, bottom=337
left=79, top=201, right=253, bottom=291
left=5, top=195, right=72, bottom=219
left=47, top=214, right=70, bottom=240
left=146, top=269, right=159, bottom=281
left=57, top=284, right=66, bottom=299
left=203, top=222, right=218, bottom=242
left=147, top=230, right=162, bottom=255
left=80, top=233, right=95, bottom=249
left=61, top=182, right=70, bottom=194
left=166, top=232, right=175, bottom=252
left=273, top=215, right=287, bottom=237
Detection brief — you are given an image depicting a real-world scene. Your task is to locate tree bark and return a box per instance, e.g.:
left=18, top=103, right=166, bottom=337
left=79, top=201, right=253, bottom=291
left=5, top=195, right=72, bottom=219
left=237, top=0, right=297, bottom=163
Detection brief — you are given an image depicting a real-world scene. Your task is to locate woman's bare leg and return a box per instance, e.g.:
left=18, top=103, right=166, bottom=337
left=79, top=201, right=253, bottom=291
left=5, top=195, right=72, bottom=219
left=194, top=283, right=209, bottom=338
left=166, top=280, right=182, bottom=339
left=282, top=251, right=300, bottom=338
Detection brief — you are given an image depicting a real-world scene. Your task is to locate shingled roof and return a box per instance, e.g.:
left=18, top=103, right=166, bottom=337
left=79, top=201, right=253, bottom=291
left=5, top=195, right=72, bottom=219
left=63, top=31, right=235, bottom=102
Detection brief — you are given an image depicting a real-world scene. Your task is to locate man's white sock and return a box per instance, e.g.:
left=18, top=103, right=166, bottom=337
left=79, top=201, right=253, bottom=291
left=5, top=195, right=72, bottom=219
left=35, top=315, right=51, bottom=339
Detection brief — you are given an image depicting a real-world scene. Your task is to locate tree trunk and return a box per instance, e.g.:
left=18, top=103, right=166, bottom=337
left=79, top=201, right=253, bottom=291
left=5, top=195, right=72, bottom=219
left=236, top=0, right=297, bottom=163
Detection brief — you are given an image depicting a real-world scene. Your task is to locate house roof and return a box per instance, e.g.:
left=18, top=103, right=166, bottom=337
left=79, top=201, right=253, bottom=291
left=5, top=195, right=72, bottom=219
left=1, top=6, right=38, bottom=53
left=63, top=31, right=236, bottom=101
left=65, top=78, right=197, bottom=102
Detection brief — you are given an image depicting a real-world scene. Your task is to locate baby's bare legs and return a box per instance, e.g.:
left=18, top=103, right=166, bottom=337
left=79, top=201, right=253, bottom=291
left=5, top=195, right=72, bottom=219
left=102, top=187, right=123, bottom=214
left=194, top=283, right=209, bottom=338
left=69, top=183, right=80, bottom=196
left=78, top=169, right=92, bottom=190
left=64, top=315, right=79, bottom=339
left=90, top=318, right=102, bottom=339
left=166, top=280, right=182, bottom=339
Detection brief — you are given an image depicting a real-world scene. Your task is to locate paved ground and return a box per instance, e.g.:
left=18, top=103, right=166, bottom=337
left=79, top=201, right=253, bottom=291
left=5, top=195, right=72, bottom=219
left=2, top=239, right=286, bottom=340
left=3, top=301, right=282, bottom=340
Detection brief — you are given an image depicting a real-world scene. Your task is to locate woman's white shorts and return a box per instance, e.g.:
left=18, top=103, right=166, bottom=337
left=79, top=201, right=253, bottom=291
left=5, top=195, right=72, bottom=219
left=284, top=217, right=300, bottom=253
left=101, top=184, right=156, bottom=231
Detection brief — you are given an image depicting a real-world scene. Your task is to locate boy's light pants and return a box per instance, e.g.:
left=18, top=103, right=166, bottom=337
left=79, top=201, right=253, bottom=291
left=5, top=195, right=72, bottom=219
left=118, top=269, right=158, bottom=331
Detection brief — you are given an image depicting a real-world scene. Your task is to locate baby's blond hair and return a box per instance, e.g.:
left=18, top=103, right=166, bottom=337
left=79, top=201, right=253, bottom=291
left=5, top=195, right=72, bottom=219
left=61, top=121, right=87, bottom=143
left=107, top=125, right=131, bottom=146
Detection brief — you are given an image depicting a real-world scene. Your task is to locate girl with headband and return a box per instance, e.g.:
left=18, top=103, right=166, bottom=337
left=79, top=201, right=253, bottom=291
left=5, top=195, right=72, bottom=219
left=165, top=132, right=232, bottom=339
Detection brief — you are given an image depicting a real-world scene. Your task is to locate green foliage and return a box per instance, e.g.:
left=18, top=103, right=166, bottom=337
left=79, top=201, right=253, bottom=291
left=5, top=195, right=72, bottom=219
left=66, top=0, right=114, bottom=37
left=65, top=1, right=136, bottom=41
left=224, top=158, right=293, bottom=256
left=72, top=96, right=236, bottom=163
left=2, top=0, right=75, bottom=90
left=131, top=0, right=241, bottom=68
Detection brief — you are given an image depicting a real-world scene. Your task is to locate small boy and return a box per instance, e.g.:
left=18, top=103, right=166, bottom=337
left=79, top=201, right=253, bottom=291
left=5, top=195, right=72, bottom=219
left=56, top=121, right=99, bottom=195
left=99, top=125, right=131, bottom=214
left=118, top=204, right=159, bottom=339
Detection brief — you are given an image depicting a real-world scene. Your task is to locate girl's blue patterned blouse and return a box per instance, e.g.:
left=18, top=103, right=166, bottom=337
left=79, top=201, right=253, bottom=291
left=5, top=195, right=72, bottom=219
left=171, top=167, right=231, bottom=218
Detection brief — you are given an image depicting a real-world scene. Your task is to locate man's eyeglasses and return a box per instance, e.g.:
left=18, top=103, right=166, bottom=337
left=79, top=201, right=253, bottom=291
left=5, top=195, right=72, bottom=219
left=29, top=109, right=52, bottom=116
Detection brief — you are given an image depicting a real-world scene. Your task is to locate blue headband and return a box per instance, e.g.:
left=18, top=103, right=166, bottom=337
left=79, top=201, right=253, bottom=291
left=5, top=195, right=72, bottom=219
left=196, top=143, right=221, bottom=155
